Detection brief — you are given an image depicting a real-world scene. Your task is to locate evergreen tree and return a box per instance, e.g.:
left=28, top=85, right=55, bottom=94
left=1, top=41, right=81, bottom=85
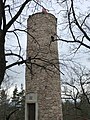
left=62, top=92, right=90, bottom=120
left=8, top=84, right=25, bottom=120
left=0, top=89, right=9, bottom=120
left=0, top=84, right=25, bottom=120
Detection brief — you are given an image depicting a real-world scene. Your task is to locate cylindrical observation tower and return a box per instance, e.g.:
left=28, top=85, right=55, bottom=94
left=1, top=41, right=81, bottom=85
left=25, top=12, right=63, bottom=120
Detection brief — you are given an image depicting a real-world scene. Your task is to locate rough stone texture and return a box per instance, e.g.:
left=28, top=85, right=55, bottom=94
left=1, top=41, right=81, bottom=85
left=26, top=12, right=63, bottom=120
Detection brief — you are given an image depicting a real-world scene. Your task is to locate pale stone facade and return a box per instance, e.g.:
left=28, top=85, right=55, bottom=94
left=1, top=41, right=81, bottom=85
left=25, top=12, right=62, bottom=120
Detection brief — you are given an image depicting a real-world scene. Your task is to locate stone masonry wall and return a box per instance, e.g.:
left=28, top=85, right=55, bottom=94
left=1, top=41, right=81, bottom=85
left=26, top=13, right=63, bottom=120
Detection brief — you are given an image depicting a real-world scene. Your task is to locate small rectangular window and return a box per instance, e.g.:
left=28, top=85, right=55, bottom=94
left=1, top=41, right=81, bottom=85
left=27, top=103, right=35, bottom=120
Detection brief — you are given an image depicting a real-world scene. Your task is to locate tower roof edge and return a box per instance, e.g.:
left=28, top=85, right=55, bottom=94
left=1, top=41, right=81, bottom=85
left=28, top=12, right=57, bottom=21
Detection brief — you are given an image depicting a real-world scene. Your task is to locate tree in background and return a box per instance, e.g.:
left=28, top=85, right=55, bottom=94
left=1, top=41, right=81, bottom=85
left=62, top=93, right=90, bottom=120
left=0, top=84, right=25, bottom=120
left=0, top=0, right=43, bottom=85
left=62, top=65, right=90, bottom=120
left=0, top=89, right=8, bottom=120
left=57, top=0, right=90, bottom=50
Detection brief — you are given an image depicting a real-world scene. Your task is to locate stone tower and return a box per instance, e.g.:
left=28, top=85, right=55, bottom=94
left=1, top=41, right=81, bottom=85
left=25, top=13, right=62, bottom=120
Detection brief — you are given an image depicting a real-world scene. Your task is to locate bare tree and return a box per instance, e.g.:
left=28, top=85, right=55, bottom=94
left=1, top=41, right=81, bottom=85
left=0, top=0, right=63, bottom=86
left=62, top=64, right=90, bottom=106
left=0, top=0, right=47, bottom=86
left=0, top=0, right=30, bottom=85
left=62, top=64, right=90, bottom=119
left=56, top=0, right=90, bottom=51
left=0, top=0, right=90, bottom=86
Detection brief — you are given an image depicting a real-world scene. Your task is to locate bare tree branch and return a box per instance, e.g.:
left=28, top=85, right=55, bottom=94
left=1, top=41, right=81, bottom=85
left=5, top=0, right=32, bottom=32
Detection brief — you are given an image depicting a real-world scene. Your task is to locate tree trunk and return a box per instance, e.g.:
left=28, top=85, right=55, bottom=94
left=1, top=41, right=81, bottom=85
left=0, top=30, right=6, bottom=86
left=0, top=0, right=6, bottom=85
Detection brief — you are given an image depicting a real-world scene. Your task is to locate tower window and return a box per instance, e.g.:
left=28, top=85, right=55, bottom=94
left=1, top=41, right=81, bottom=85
left=27, top=103, right=35, bottom=120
